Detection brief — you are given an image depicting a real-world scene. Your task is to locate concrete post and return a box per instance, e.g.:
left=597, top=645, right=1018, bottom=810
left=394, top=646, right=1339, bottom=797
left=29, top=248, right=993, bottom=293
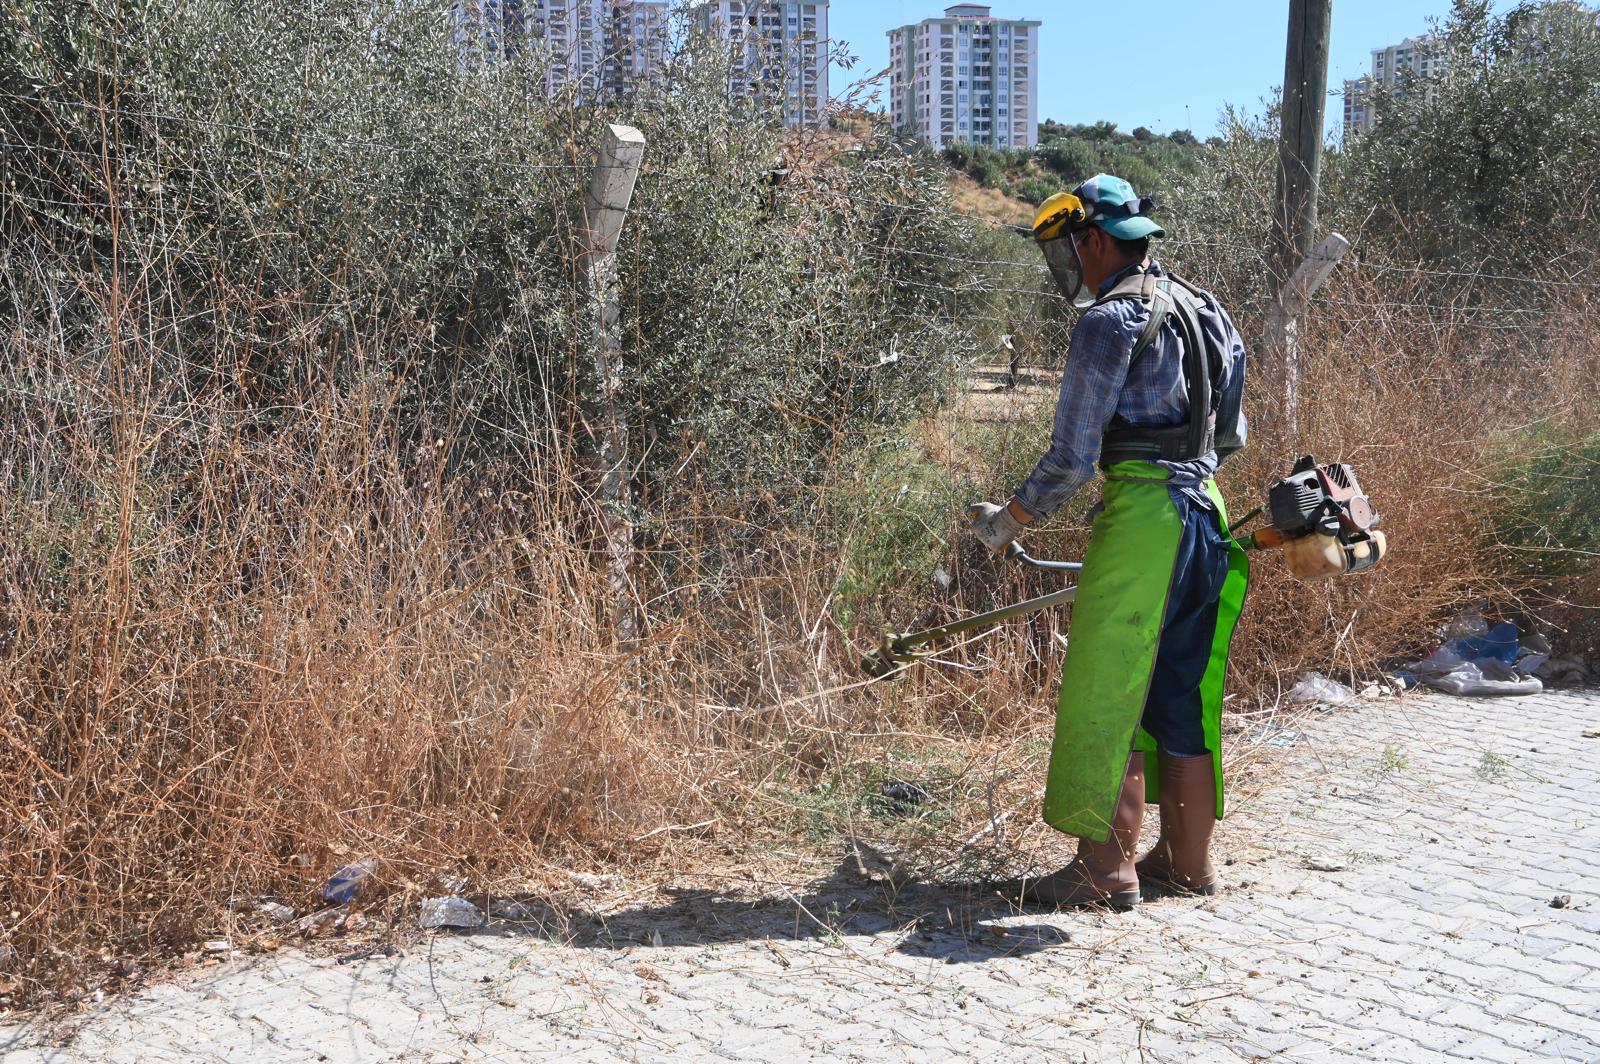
left=579, top=124, right=646, bottom=642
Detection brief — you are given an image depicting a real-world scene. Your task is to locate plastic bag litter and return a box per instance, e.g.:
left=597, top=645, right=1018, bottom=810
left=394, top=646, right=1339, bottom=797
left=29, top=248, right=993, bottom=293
left=1416, top=657, right=1543, bottom=697
left=323, top=858, right=377, bottom=905
left=418, top=896, right=484, bottom=930
left=1412, top=618, right=1544, bottom=697
left=1285, top=671, right=1354, bottom=705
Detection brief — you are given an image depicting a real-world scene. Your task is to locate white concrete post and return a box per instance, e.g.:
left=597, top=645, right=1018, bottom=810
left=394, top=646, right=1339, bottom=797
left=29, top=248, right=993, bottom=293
left=580, top=124, right=646, bottom=643
left=1265, top=232, right=1350, bottom=441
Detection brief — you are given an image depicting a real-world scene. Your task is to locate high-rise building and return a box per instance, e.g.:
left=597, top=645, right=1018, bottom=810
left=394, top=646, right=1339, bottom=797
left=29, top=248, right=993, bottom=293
left=453, top=0, right=533, bottom=66
left=1341, top=75, right=1374, bottom=136
left=1342, top=33, right=1448, bottom=137
left=604, top=1, right=672, bottom=100
left=453, top=0, right=669, bottom=102
left=887, top=5, right=1040, bottom=150
left=535, top=0, right=605, bottom=94
left=1345, top=2, right=1600, bottom=136
left=692, top=2, right=831, bottom=129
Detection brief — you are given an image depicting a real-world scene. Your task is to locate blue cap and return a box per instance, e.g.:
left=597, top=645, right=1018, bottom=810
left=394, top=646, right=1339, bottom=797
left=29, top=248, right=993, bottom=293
left=1072, top=174, right=1166, bottom=240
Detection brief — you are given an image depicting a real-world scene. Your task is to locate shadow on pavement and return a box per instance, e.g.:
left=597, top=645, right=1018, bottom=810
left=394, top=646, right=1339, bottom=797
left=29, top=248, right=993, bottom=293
left=484, top=853, right=1081, bottom=965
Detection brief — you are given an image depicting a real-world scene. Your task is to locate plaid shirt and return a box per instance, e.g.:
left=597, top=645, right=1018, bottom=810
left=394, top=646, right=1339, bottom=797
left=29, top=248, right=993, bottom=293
left=1014, top=260, right=1248, bottom=517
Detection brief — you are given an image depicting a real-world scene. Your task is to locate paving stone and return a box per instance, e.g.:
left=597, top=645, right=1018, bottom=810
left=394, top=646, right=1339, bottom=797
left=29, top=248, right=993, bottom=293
left=1, top=691, right=1597, bottom=1062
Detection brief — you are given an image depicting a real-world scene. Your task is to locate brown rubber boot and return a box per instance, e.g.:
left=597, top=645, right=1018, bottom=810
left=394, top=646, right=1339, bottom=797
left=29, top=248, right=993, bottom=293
left=1136, top=750, right=1219, bottom=896
left=1021, top=752, right=1145, bottom=911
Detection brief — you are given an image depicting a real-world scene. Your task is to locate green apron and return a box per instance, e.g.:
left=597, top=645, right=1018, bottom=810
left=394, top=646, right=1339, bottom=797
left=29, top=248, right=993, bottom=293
left=1041, top=461, right=1250, bottom=842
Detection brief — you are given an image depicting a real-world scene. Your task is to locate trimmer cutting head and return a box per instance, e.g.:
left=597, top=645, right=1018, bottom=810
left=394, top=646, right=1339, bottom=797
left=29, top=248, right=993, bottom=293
left=860, top=648, right=906, bottom=680
left=860, top=634, right=920, bottom=681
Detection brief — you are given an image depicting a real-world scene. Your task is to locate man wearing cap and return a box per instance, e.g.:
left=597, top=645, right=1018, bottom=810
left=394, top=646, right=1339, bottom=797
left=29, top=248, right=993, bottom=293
left=970, top=174, right=1249, bottom=909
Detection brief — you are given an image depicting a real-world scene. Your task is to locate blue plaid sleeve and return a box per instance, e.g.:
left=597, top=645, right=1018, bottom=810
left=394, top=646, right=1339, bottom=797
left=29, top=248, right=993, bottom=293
left=1012, top=301, right=1143, bottom=519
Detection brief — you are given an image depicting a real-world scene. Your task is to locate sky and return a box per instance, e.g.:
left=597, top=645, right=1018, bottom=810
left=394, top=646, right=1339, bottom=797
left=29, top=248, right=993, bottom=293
left=827, top=0, right=1519, bottom=138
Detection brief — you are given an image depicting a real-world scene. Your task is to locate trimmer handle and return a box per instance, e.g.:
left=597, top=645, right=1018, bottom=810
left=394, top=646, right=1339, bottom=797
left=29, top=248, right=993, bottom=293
left=1004, top=541, right=1083, bottom=572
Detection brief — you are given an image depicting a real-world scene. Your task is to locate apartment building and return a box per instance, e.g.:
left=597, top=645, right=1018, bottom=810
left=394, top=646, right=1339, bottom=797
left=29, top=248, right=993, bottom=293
left=603, top=1, right=671, bottom=100
left=452, top=0, right=669, bottom=101
left=452, top=0, right=532, bottom=65
left=887, top=4, right=1040, bottom=150
left=1342, top=33, right=1448, bottom=137
left=692, top=2, right=830, bottom=129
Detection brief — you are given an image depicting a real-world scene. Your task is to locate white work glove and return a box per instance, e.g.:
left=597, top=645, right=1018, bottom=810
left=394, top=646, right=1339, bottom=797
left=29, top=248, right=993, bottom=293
left=967, top=499, right=1032, bottom=554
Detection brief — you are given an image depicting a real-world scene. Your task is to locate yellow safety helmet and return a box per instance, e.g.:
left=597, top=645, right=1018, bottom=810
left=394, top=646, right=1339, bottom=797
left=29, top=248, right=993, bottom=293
left=1032, top=192, right=1087, bottom=243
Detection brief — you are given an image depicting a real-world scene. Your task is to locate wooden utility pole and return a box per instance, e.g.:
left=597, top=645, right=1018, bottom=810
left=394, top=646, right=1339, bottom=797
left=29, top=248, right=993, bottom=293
left=579, top=124, right=646, bottom=643
left=1274, top=0, right=1332, bottom=286
left=1268, top=0, right=1335, bottom=440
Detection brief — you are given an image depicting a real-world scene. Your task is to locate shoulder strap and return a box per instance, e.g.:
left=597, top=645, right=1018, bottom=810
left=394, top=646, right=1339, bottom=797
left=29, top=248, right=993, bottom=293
left=1128, top=276, right=1170, bottom=369
left=1090, top=268, right=1153, bottom=304
left=1163, top=272, right=1226, bottom=385
left=1093, top=270, right=1168, bottom=370
left=1160, top=276, right=1215, bottom=459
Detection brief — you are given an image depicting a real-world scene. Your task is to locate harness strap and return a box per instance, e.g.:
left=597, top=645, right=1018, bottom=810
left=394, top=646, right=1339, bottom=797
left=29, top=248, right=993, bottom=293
left=1094, top=269, right=1220, bottom=466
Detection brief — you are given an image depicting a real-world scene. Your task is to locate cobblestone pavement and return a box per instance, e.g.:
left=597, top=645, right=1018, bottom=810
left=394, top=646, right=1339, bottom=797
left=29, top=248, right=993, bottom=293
left=4, top=690, right=1598, bottom=1063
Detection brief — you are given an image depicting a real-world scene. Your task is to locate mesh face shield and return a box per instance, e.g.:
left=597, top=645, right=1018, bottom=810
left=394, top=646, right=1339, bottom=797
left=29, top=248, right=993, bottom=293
left=1041, top=234, right=1094, bottom=309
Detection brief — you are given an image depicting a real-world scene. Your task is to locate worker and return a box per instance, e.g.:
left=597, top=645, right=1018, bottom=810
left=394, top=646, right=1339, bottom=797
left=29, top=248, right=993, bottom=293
left=969, top=174, right=1250, bottom=909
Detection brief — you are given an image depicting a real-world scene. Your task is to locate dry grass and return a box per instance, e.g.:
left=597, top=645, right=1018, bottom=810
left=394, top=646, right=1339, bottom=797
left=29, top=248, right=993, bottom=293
left=946, top=172, right=1036, bottom=227
left=3, top=160, right=1599, bottom=1012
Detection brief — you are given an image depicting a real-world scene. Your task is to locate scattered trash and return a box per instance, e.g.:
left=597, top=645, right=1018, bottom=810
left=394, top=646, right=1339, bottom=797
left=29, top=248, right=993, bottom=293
left=298, top=909, right=341, bottom=939
left=1417, top=658, right=1543, bottom=697
left=202, top=940, right=231, bottom=955
left=568, top=871, right=618, bottom=891
left=1550, top=895, right=1573, bottom=909
left=341, top=909, right=369, bottom=933
left=931, top=567, right=952, bottom=594
left=1440, top=605, right=1489, bottom=642
left=490, top=898, right=542, bottom=921
left=1584, top=729, right=1600, bottom=740
left=431, top=874, right=470, bottom=895
left=1302, top=856, right=1348, bottom=872
left=1249, top=724, right=1309, bottom=749
left=336, top=945, right=399, bottom=965
left=1388, top=669, right=1420, bottom=690
left=880, top=778, right=933, bottom=814
left=1539, top=655, right=1593, bottom=688
left=256, top=901, right=295, bottom=923
left=418, top=896, right=484, bottom=930
left=1409, top=616, right=1546, bottom=698
left=324, top=859, right=377, bottom=905
left=1285, top=672, right=1354, bottom=705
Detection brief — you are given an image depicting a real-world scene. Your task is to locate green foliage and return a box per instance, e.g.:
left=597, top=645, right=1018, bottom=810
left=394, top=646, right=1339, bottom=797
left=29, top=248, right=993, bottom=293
left=1, top=0, right=997, bottom=574
left=1345, top=0, right=1600, bottom=266
left=943, top=121, right=1205, bottom=206
left=1010, top=175, right=1059, bottom=206
left=1487, top=428, right=1600, bottom=578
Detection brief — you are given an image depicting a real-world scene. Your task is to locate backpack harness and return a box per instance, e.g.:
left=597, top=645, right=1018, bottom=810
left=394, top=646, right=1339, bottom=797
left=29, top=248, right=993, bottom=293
left=1093, top=267, right=1224, bottom=468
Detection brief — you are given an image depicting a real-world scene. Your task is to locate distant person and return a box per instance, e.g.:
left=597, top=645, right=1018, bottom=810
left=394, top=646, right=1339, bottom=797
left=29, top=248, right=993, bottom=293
left=969, top=174, right=1249, bottom=909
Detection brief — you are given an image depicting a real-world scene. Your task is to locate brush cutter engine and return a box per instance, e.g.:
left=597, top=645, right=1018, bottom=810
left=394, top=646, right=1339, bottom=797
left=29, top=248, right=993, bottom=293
left=1251, top=455, right=1386, bottom=579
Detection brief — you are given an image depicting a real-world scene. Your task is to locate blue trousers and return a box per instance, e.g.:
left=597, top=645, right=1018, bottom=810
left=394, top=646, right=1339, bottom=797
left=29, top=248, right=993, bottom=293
left=1140, top=491, right=1232, bottom=757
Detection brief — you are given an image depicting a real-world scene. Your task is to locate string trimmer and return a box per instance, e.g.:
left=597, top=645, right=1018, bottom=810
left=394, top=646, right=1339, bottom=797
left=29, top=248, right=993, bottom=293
left=860, top=456, right=1387, bottom=681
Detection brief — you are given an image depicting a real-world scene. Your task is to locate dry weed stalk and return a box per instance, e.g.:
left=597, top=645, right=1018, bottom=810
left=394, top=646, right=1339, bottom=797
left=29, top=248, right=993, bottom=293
left=3, top=50, right=1599, bottom=1008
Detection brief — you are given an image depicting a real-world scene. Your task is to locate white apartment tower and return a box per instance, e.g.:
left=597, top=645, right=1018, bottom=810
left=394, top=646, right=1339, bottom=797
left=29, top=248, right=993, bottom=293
left=453, top=0, right=669, bottom=101
left=604, top=1, right=671, bottom=99
left=1343, top=33, right=1449, bottom=137
left=693, top=2, right=831, bottom=129
left=534, top=0, right=605, bottom=94
left=888, top=5, right=1040, bottom=150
